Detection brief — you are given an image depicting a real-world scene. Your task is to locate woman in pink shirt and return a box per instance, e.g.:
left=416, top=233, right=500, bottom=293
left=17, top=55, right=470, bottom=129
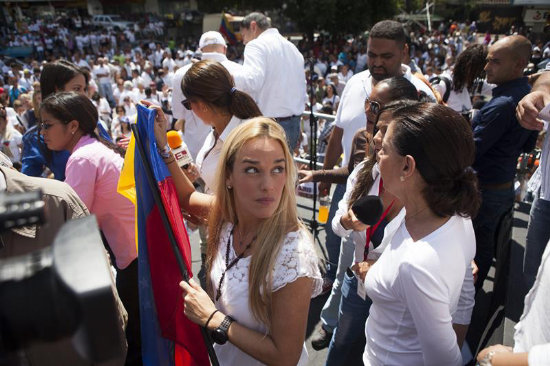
left=39, top=91, right=141, bottom=365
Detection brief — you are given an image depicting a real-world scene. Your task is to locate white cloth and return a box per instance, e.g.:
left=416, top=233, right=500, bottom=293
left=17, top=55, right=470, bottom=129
left=332, top=162, right=385, bottom=263
left=513, top=239, right=550, bottom=364
left=240, top=28, right=306, bottom=118
left=335, top=65, right=436, bottom=166
left=210, top=223, right=323, bottom=366
left=363, top=214, right=475, bottom=366
left=171, top=52, right=250, bottom=160
left=195, top=117, right=242, bottom=194
left=539, top=126, right=550, bottom=200
left=0, top=127, right=22, bottom=163
left=93, top=65, right=111, bottom=84
left=432, top=75, right=493, bottom=114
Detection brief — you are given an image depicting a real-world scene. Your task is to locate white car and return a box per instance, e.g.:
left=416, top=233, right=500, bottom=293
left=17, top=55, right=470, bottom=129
left=92, top=15, right=133, bottom=31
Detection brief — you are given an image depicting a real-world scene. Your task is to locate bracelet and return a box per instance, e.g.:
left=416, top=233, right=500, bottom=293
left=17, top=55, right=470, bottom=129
left=158, top=143, right=171, bottom=159
left=478, top=350, right=496, bottom=366
left=204, top=309, right=219, bottom=329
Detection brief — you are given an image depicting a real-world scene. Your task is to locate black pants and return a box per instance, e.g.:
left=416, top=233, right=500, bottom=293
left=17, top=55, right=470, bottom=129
left=116, top=259, right=142, bottom=366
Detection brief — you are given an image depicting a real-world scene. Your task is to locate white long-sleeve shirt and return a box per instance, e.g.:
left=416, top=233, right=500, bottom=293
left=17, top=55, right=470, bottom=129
left=513, top=239, right=550, bottom=364
left=239, top=28, right=306, bottom=118
left=363, top=213, right=476, bottom=366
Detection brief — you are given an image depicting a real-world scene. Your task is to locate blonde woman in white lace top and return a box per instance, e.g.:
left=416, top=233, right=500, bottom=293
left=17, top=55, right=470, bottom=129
left=151, top=110, right=323, bottom=366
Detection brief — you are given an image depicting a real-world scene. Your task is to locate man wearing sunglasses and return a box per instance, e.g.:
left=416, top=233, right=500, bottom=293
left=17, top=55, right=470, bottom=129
left=171, top=31, right=251, bottom=161
left=311, top=19, right=436, bottom=351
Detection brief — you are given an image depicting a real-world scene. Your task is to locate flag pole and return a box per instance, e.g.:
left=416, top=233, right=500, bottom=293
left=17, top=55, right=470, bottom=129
left=131, top=122, right=220, bottom=366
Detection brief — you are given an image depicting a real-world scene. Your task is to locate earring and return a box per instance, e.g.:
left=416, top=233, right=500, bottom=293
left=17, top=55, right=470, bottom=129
left=400, top=176, right=405, bottom=182
left=227, top=185, right=232, bottom=189
left=72, top=131, right=75, bottom=135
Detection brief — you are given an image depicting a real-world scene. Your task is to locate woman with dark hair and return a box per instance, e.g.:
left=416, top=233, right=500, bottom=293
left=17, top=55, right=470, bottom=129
left=39, top=91, right=141, bottom=365
left=432, top=44, right=493, bottom=116
left=302, top=76, right=420, bottom=352
left=180, top=59, right=261, bottom=194
left=363, top=103, right=479, bottom=365
left=322, top=84, right=340, bottom=111
left=21, top=59, right=89, bottom=180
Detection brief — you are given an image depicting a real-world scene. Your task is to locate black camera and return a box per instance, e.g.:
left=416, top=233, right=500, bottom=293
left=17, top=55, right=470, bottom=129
left=0, top=191, right=126, bottom=364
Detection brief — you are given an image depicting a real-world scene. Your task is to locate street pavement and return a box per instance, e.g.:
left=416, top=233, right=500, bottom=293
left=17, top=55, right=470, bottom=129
left=187, top=193, right=531, bottom=366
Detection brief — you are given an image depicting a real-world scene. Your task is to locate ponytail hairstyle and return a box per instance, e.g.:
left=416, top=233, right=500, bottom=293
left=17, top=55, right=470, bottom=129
left=348, top=100, right=420, bottom=207
left=390, top=103, right=480, bottom=218
left=40, top=92, right=125, bottom=157
left=181, top=59, right=262, bottom=120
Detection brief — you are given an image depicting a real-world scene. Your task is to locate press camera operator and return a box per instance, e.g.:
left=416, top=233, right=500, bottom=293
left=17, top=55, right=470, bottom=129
left=0, top=151, right=127, bottom=366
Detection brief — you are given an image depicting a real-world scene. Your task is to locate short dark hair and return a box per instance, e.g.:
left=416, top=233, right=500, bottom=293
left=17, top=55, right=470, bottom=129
left=241, top=12, right=271, bottom=30
left=390, top=103, right=480, bottom=218
left=369, top=20, right=406, bottom=45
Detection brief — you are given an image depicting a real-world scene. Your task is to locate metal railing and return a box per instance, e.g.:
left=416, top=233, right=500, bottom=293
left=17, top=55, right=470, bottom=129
left=293, top=110, right=337, bottom=169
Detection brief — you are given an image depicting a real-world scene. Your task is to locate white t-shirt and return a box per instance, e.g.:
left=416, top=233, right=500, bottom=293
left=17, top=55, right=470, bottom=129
left=93, top=65, right=112, bottom=85
left=240, top=28, right=306, bottom=118
left=0, top=127, right=22, bottom=163
left=364, top=214, right=475, bottom=366
left=335, top=65, right=436, bottom=166
left=433, top=74, right=493, bottom=114
left=210, top=223, right=322, bottom=366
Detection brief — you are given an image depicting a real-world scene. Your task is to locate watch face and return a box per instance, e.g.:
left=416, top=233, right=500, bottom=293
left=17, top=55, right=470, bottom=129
left=211, top=328, right=228, bottom=345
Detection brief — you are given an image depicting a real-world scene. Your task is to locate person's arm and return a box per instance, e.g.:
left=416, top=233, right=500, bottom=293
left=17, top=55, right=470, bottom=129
left=451, top=263, right=475, bottom=348
left=181, top=276, right=312, bottom=366
left=147, top=101, right=212, bottom=219
left=516, top=71, right=550, bottom=131
left=240, top=41, right=267, bottom=95
left=64, top=156, right=97, bottom=210
left=473, top=100, right=513, bottom=161
left=318, top=126, right=344, bottom=194
left=21, top=129, right=46, bottom=177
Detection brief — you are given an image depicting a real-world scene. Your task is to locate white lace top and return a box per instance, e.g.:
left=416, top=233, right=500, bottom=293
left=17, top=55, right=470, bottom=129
left=210, top=223, right=323, bottom=365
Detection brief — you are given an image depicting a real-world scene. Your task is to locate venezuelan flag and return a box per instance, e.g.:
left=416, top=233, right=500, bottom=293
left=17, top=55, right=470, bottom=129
left=219, top=12, right=238, bottom=45
left=118, top=105, right=209, bottom=366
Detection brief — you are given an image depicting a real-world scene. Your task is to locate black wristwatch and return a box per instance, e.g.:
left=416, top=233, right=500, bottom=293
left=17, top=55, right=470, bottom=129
left=211, top=315, right=234, bottom=345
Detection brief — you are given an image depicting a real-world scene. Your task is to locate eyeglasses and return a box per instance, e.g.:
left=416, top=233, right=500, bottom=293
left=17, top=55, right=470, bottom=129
left=181, top=99, right=192, bottom=111
left=364, top=98, right=381, bottom=116
left=40, top=122, right=57, bottom=130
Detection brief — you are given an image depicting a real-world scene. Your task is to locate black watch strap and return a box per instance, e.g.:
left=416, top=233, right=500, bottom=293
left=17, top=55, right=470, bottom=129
left=211, top=315, right=234, bottom=345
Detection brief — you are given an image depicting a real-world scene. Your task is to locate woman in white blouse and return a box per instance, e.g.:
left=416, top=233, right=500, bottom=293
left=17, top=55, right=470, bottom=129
left=364, top=102, right=479, bottom=365
left=152, top=113, right=322, bottom=365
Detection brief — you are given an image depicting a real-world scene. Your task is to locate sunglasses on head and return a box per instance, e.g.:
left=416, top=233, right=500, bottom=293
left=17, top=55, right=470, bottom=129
left=181, top=99, right=191, bottom=111
left=364, top=98, right=381, bottom=116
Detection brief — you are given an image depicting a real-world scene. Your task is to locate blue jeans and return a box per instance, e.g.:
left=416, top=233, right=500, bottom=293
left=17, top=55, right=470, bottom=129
left=524, top=196, right=550, bottom=290
left=473, top=187, right=515, bottom=291
left=321, top=235, right=354, bottom=332
left=325, top=270, right=372, bottom=366
left=276, top=116, right=301, bottom=152
left=326, top=183, right=346, bottom=281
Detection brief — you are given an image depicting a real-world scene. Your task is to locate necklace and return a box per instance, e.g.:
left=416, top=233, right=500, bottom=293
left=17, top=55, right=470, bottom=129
left=215, top=226, right=256, bottom=301
left=405, top=205, right=430, bottom=223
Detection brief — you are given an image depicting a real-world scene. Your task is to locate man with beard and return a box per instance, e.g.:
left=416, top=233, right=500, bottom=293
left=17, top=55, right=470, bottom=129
left=311, top=19, right=435, bottom=351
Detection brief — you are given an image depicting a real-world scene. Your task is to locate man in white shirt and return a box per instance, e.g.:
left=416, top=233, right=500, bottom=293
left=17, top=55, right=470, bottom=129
left=239, top=12, right=306, bottom=151
left=311, top=19, right=436, bottom=351
left=171, top=31, right=250, bottom=160
left=93, top=58, right=115, bottom=107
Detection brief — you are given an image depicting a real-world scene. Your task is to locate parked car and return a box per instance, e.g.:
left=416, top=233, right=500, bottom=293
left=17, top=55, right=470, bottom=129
left=92, top=15, right=133, bottom=31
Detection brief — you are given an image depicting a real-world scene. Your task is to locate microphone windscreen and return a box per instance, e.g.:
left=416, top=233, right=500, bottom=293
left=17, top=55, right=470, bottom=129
left=351, top=195, right=384, bottom=225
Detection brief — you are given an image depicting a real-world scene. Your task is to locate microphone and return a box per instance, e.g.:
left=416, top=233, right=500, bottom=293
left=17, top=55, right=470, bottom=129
left=351, top=195, right=384, bottom=225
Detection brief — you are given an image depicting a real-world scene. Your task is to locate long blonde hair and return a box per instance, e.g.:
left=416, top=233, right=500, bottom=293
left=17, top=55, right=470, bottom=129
left=206, top=117, right=306, bottom=327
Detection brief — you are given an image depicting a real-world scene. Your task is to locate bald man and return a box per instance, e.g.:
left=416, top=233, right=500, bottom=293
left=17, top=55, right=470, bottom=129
left=472, top=35, right=539, bottom=290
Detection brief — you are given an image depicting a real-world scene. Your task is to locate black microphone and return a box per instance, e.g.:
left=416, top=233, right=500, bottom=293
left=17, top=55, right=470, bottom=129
left=351, top=195, right=384, bottom=225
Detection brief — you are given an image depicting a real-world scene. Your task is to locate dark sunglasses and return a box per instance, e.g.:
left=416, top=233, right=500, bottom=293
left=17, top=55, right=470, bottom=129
left=181, top=99, right=191, bottom=111
left=364, top=98, right=381, bottom=116
left=40, top=122, right=57, bottom=130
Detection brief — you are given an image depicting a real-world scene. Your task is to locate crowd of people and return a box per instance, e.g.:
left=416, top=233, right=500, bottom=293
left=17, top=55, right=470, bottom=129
left=1, top=8, right=550, bottom=366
